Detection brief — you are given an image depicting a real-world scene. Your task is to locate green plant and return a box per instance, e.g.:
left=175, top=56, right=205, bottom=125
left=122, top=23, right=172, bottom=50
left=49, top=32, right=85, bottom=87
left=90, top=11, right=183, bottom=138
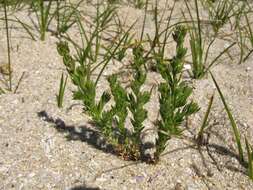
left=133, top=0, right=145, bottom=9
left=127, top=44, right=151, bottom=159
left=31, top=0, right=55, bottom=40
left=196, top=92, right=214, bottom=144
left=56, top=72, right=68, bottom=108
left=56, top=1, right=139, bottom=157
left=102, top=44, right=151, bottom=160
left=55, top=0, right=83, bottom=36
left=0, top=86, right=5, bottom=94
left=245, top=12, right=253, bottom=48
left=236, top=19, right=245, bottom=64
left=232, top=3, right=250, bottom=64
left=242, top=12, right=253, bottom=62
left=0, top=0, right=30, bottom=10
left=107, top=0, right=119, bottom=4
left=183, top=0, right=236, bottom=79
left=6, top=0, right=80, bottom=40
left=57, top=40, right=149, bottom=160
left=61, top=3, right=122, bottom=80
left=155, top=26, right=199, bottom=158
left=210, top=71, right=244, bottom=162
left=57, top=41, right=112, bottom=132
left=145, top=0, right=175, bottom=71
left=104, top=61, right=150, bottom=160
left=56, top=0, right=156, bottom=159
left=0, top=1, right=29, bottom=93
left=113, top=31, right=134, bottom=62
left=183, top=0, right=207, bottom=79
left=204, top=0, right=234, bottom=33
left=105, top=75, right=131, bottom=156
left=190, top=0, right=204, bottom=79
left=245, top=137, right=253, bottom=180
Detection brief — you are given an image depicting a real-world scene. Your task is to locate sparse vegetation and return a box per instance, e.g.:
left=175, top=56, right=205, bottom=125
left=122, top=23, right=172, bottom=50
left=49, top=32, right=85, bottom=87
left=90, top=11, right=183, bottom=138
left=1, top=0, right=253, bottom=186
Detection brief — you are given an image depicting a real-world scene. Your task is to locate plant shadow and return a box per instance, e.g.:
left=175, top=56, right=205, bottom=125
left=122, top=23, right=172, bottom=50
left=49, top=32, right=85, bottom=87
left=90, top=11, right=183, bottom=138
left=37, top=110, right=116, bottom=156
left=207, top=143, right=247, bottom=170
left=196, top=137, right=247, bottom=175
left=69, top=185, right=100, bottom=190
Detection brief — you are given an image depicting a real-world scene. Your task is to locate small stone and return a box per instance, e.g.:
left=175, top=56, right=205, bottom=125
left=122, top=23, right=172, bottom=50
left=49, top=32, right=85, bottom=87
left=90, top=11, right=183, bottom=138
left=175, top=183, right=184, bottom=190
left=184, top=64, right=191, bottom=70
left=28, top=172, right=35, bottom=178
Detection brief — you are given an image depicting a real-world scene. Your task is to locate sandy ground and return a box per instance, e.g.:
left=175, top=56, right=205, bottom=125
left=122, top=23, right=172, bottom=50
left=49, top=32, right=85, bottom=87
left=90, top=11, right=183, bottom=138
left=0, top=0, right=253, bottom=189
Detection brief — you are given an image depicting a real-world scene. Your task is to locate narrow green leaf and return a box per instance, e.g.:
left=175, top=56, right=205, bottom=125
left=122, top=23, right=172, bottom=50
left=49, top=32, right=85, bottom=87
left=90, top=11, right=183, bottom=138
left=210, top=71, right=244, bottom=162
left=245, top=137, right=253, bottom=180
left=197, top=93, right=214, bottom=143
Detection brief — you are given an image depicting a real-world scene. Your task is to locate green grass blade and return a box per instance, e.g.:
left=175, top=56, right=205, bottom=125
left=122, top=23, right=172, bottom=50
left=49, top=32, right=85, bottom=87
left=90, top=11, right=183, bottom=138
left=245, top=13, right=253, bottom=47
left=14, top=16, right=36, bottom=40
left=197, top=92, right=214, bottom=143
left=57, top=73, right=68, bottom=108
left=205, top=42, right=236, bottom=74
left=194, top=0, right=202, bottom=51
left=245, top=137, right=253, bottom=180
left=94, top=20, right=136, bottom=86
left=0, top=86, right=5, bottom=94
left=210, top=71, right=244, bottom=162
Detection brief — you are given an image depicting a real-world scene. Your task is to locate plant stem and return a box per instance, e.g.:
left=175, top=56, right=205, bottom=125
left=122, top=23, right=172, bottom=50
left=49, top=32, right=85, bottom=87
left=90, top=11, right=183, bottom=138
left=40, top=0, right=45, bottom=40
